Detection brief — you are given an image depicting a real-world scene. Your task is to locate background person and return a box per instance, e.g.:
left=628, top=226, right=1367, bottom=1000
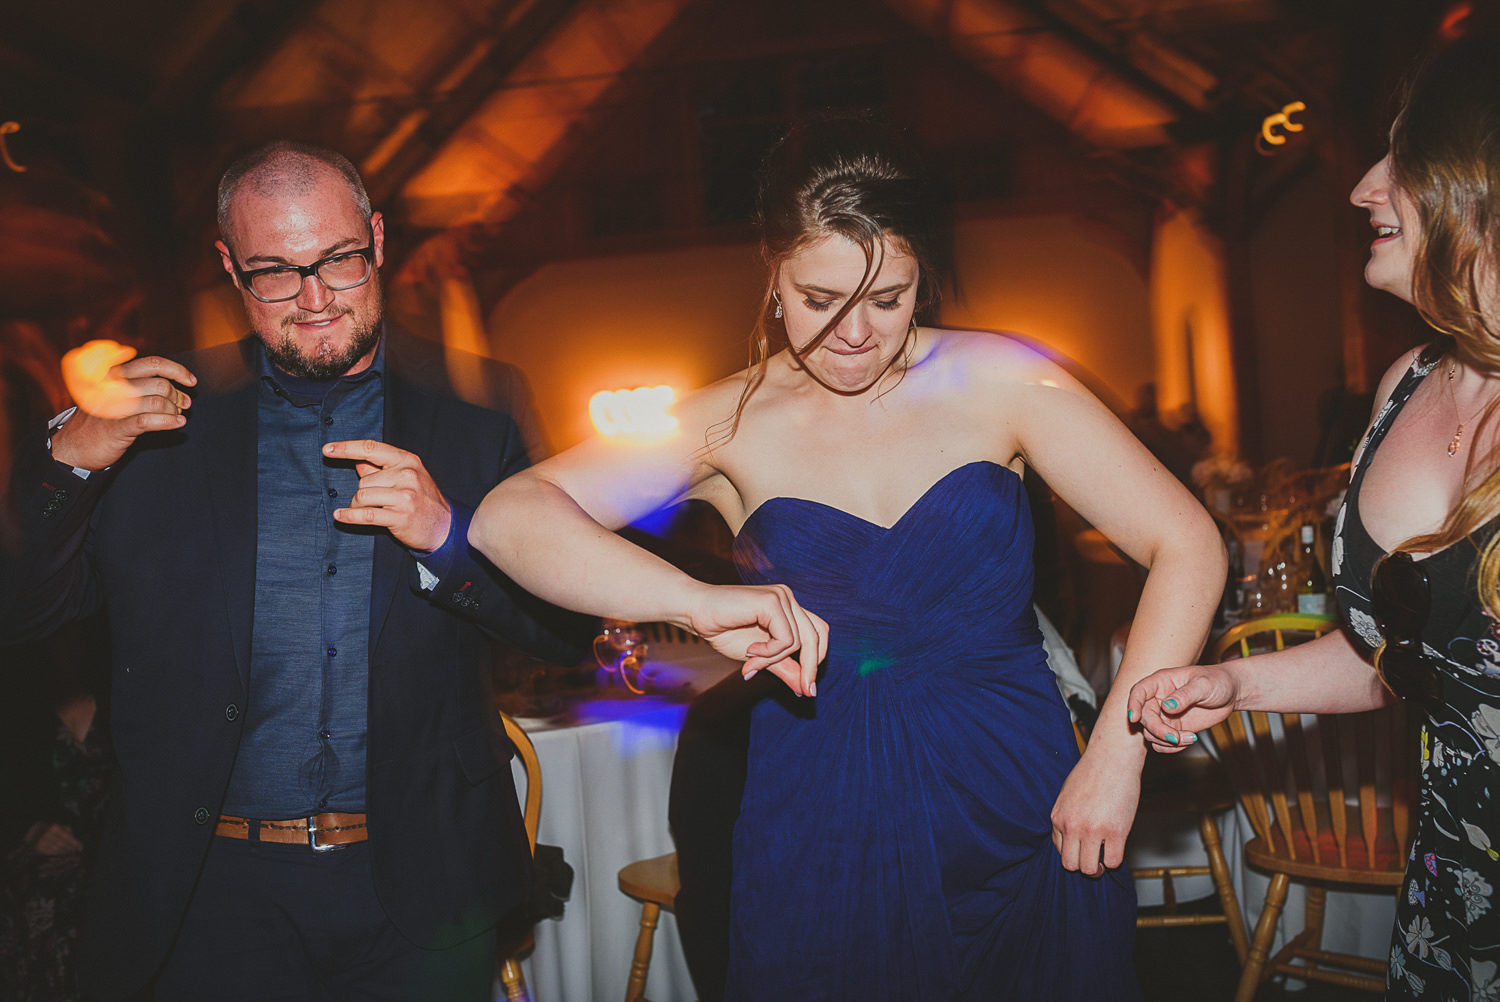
left=0, top=627, right=113, bottom=1002
left=1129, top=25, right=1500, bottom=1000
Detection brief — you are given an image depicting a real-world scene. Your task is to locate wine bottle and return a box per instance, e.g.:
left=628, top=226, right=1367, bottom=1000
left=1296, top=524, right=1329, bottom=615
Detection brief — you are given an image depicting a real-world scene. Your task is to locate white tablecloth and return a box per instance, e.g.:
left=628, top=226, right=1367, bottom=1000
left=508, top=643, right=738, bottom=1002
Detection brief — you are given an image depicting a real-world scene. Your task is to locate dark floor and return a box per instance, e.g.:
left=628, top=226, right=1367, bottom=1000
left=1134, top=898, right=1377, bottom=1002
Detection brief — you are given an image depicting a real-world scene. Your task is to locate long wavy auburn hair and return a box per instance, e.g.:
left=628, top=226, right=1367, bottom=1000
left=1387, top=23, right=1500, bottom=613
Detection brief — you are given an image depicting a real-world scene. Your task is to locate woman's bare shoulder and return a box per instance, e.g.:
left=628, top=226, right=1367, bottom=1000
left=1370, top=346, right=1429, bottom=416
left=667, top=367, right=756, bottom=430
left=922, top=328, right=1076, bottom=387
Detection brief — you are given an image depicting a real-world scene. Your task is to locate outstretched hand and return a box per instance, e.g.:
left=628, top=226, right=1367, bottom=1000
left=323, top=439, right=452, bottom=552
left=53, top=341, right=197, bottom=471
left=685, top=583, right=828, bottom=697
left=1126, top=664, right=1240, bottom=753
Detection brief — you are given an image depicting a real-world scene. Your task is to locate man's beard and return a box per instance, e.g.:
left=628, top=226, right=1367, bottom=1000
left=260, top=295, right=384, bottom=380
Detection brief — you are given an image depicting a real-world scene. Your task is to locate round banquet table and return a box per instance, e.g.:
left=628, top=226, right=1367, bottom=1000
left=508, top=642, right=739, bottom=1002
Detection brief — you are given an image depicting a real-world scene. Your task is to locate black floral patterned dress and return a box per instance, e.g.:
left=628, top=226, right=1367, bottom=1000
left=1330, top=352, right=1500, bottom=1000
left=0, top=708, right=113, bottom=1002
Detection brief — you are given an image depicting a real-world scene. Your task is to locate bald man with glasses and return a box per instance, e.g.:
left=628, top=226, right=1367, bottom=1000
left=2, top=140, right=588, bottom=1001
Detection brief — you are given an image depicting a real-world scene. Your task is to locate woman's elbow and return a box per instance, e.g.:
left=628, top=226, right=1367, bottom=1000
left=1151, top=505, right=1226, bottom=581
left=1188, top=511, right=1228, bottom=580
left=469, top=477, right=527, bottom=560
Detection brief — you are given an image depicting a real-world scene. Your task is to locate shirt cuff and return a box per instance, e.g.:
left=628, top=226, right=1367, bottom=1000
left=413, top=509, right=459, bottom=593
left=47, top=407, right=97, bottom=480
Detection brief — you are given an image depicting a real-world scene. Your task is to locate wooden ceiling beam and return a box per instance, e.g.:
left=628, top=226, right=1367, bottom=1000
left=1011, top=0, right=1211, bottom=120
left=360, top=0, right=584, bottom=207
left=142, top=1, right=312, bottom=120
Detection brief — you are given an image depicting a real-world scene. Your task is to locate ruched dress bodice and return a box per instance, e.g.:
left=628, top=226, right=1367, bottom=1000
left=726, top=461, right=1141, bottom=1001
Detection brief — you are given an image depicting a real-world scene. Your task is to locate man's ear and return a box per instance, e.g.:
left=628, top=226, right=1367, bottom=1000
left=371, top=211, right=385, bottom=270
left=215, top=240, right=241, bottom=287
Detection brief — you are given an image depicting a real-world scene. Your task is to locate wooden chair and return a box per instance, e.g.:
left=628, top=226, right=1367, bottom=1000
left=497, top=713, right=543, bottom=1002
left=618, top=852, right=681, bottom=1002
left=1207, top=613, right=1413, bottom=1001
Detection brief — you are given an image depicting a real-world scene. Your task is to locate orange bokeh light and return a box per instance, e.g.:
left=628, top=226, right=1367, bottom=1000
left=589, top=385, right=679, bottom=437
left=61, top=339, right=140, bottom=419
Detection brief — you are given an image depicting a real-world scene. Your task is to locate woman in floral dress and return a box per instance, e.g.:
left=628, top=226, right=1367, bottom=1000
left=1128, top=21, right=1500, bottom=1000
left=1, top=645, right=114, bottom=1002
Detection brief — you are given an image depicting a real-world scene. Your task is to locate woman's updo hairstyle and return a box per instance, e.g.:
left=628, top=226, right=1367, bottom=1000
left=757, top=113, right=945, bottom=331
left=718, top=113, right=947, bottom=433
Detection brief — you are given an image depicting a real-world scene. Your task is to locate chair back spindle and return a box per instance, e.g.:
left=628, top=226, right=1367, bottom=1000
left=1206, top=612, right=1414, bottom=1000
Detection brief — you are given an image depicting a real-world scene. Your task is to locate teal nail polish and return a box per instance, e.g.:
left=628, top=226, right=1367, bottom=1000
left=1185, top=732, right=1198, bottom=744
left=1126, top=709, right=1137, bottom=723
left=1166, top=732, right=1180, bottom=745
left=1163, top=698, right=1179, bottom=710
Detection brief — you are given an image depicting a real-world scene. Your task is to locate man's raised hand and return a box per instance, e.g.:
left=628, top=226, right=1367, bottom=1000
left=53, top=340, right=196, bottom=471
left=323, top=439, right=452, bottom=552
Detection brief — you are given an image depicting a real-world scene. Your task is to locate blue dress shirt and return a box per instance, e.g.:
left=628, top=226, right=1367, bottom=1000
left=221, top=341, right=385, bottom=818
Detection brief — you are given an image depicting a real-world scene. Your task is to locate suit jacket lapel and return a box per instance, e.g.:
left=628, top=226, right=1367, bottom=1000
left=370, top=343, right=442, bottom=655
left=197, top=338, right=259, bottom=692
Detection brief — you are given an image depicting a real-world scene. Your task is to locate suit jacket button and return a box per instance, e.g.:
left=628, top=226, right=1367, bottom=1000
left=193, top=807, right=211, bottom=825
left=54, top=488, right=69, bottom=500
left=225, top=703, right=240, bottom=722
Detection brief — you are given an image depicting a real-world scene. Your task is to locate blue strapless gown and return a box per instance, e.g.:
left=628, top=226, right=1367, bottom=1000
left=725, top=461, right=1141, bottom=1000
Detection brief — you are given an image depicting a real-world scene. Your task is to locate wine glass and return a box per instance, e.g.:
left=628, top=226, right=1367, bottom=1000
left=593, top=619, right=650, bottom=694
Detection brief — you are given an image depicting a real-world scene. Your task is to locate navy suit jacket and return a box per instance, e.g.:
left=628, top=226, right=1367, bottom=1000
left=1, top=328, right=586, bottom=999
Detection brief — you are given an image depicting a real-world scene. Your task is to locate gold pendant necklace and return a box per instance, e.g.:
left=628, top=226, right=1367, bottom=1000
left=1447, top=359, right=1496, bottom=458
left=1449, top=361, right=1465, bottom=457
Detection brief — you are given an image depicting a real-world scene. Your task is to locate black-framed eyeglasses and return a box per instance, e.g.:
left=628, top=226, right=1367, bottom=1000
left=1370, top=549, right=1443, bottom=710
left=226, top=224, right=376, bottom=303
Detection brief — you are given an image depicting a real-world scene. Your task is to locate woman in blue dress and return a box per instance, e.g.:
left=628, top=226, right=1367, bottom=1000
left=1129, top=24, right=1500, bottom=1001
left=470, top=114, right=1226, bottom=999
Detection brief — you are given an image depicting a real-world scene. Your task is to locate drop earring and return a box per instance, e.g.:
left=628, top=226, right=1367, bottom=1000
left=773, top=292, right=783, bottom=320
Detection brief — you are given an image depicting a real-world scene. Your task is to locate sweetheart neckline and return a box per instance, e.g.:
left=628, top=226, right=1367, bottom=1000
left=737, top=460, right=1015, bottom=535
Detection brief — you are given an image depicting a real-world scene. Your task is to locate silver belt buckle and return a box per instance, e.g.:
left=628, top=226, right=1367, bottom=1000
left=306, top=815, right=339, bottom=852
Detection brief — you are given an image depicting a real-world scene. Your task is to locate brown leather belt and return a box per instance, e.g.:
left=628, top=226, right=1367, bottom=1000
left=215, top=812, right=368, bottom=851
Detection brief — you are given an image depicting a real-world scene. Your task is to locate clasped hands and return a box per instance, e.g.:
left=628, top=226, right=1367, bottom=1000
left=1052, top=662, right=1242, bottom=874
left=1126, top=664, right=1240, bottom=753
left=23, top=820, right=83, bottom=857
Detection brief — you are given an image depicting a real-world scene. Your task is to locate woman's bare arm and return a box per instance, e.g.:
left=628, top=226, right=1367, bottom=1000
left=469, top=381, right=827, bottom=693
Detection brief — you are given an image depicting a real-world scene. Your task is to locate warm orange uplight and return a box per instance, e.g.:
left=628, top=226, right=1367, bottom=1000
left=589, top=386, right=679, bottom=437
left=61, top=339, right=139, bottom=419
